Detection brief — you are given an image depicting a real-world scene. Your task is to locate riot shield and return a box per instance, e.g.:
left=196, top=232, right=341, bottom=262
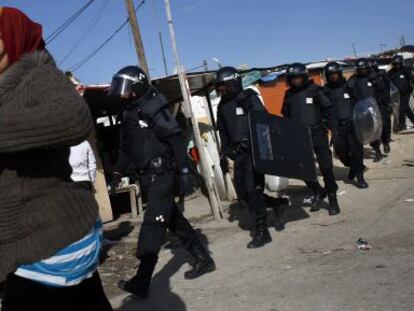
left=390, top=82, right=400, bottom=132
left=353, top=97, right=383, bottom=144
left=249, top=110, right=317, bottom=181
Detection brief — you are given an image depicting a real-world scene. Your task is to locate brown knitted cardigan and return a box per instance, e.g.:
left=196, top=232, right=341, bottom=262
left=0, top=52, right=98, bottom=282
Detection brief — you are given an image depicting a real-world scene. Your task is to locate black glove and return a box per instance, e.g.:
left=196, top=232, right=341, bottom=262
left=225, top=148, right=238, bottom=161
left=220, top=154, right=229, bottom=175
left=179, top=167, right=197, bottom=197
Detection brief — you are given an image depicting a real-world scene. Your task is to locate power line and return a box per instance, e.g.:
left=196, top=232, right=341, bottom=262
left=46, top=0, right=96, bottom=45
left=67, top=0, right=145, bottom=73
left=59, top=0, right=109, bottom=66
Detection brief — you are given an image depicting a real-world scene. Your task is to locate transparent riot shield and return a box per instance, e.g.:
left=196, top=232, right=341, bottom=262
left=353, top=97, right=383, bottom=144
left=249, top=110, right=317, bottom=181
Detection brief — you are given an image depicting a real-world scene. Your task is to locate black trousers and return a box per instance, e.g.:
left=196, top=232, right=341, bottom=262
left=233, top=151, right=267, bottom=224
left=371, top=106, right=392, bottom=149
left=334, top=120, right=364, bottom=174
left=1, top=272, right=112, bottom=311
left=136, top=170, right=198, bottom=258
left=76, top=181, right=93, bottom=191
left=305, top=127, right=338, bottom=195
left=399, top=92, right=414, bottom=129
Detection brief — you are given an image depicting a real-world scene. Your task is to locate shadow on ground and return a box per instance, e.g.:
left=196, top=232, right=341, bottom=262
left=116, top=229, right=212, bottom=311
left=101, top=221, right=135, bottom=264
left=227, top=184, right=313, bottom=234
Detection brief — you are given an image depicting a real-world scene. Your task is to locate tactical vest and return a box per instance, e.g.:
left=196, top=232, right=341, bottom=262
left=217, top=90, right=254, bottom=145
left=120, top=93, right=171, bottom=169
left=286, top=84, right=323, bottom=127
left=324, top=84, right=353, bottom=120
left=388, top=68, right=413, bottom=95
left=348, top=75, right=377, bottom=101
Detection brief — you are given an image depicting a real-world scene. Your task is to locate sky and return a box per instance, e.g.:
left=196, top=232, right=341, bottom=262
left=2, top=0, right=413, bottom=84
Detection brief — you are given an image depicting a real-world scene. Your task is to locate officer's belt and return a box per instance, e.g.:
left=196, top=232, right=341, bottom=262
left=139, top=156, right=176, bottom=175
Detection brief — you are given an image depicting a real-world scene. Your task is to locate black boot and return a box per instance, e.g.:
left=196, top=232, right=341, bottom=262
left=271, top=197, right=290, bottom=219
left=348, top=168, right=356, bottom=181
left=328, top=193, right=340, bottom=216
left=247, top=222, right=272, bottom=249
left=355, top=172, right=369, bottom=189
left=118, top=253, right=158, bottom=299
left=373, top=149, right=383, bottom=163
left=310, top=190, right=327, bottom=212
left=383, top=143, right=391, bottom=154
left=184, top=240, right=216, bottom=280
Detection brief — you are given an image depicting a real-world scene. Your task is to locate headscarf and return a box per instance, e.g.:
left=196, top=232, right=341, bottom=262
left=0, top=7, right=45, bottom=66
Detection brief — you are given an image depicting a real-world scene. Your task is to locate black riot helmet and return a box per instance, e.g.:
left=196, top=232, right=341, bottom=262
left=391, top=55, right=404, bottom=65
left=286, top=62, right=308, bottom=86
left=324, top=61, right=343, bottom=76
left=355, top=58, right=371, bottom=77
left=109, top=66, right=150, bottom=98
left=215, top=66, right=243, bottom=96
left=369, top=59, right=379, bottom=71
left=355, top=58, right=370, bottom=70
left=324, top=61, right=343, bottom=84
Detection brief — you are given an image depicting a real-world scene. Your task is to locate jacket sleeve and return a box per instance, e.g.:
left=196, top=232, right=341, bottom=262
left=152, top=108, right=188, bottom=171
left=238, top=89, right=266, bottom=112
left=216, top=106, right=232, bottom=157
left=250, top=94, right=267, bottom=112
left=86, top=141, right=97, bottom=183
left=281, top=93, right=291, bottom=118
left=113, top=115, right=131, bottom=175
left=382, top=75, right=392, bottom=106
left=316, top=87, right=336, bottom=132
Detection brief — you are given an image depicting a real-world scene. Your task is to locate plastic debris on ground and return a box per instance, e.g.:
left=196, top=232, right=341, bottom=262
left=357, top=238, right=372, bottom=250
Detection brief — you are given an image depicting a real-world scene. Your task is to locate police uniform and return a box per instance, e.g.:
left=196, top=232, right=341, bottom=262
left=217, top=89, right=268, bottom=228
left=282, top=80, right=338, bottom=197
left=116, top=90, right=198, bottom=257
left=114, top=87, right=215, bottom=298
left=388, top=66, right=414, bottom=130
left=323, top=80, right=365, bottom=178
left=347, top=72, right=391, bottom=155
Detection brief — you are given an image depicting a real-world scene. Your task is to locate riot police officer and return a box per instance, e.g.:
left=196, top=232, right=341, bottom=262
left=323, top=62, right=368, bottom=189
left=110, top=66, right=215, bottom=299
left=216, top=67, right=277, bottom=248
left=282, top=63, right=340, bottom=216
left=347, top=58, right=390, bottom=162
left=370, top=59, right=392, bottom=154
left=387, top=55, right=414, bottom=131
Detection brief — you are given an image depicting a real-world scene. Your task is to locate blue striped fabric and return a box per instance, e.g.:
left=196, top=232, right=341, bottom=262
left=15, top=219, right=103, bottom=287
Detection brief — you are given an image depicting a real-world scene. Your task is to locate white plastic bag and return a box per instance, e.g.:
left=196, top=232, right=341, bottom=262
left=265, top=175, right=289, bottom=192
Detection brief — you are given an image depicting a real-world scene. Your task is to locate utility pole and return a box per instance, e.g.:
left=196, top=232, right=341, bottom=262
left=125, top=0, right=150, bottom=78
left=159, top=32, right=168, bottom=76
left=164, top=0, right=223, bottom=221
left=400, top=35, right=406, bottom=47
left=352, top=43, right=357, bottom=58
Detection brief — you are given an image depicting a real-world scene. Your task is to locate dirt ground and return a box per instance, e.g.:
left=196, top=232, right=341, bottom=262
left=100, top=129, right=414, bottom=311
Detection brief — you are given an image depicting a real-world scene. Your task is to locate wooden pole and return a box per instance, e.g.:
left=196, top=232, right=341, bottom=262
left=125, top=0, right=150, bottom=78
left=164, top=0, right=223, bottom=220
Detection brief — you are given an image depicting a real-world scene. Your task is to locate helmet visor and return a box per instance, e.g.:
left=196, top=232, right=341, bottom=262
left=108, top=74, right=136, bottom=97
